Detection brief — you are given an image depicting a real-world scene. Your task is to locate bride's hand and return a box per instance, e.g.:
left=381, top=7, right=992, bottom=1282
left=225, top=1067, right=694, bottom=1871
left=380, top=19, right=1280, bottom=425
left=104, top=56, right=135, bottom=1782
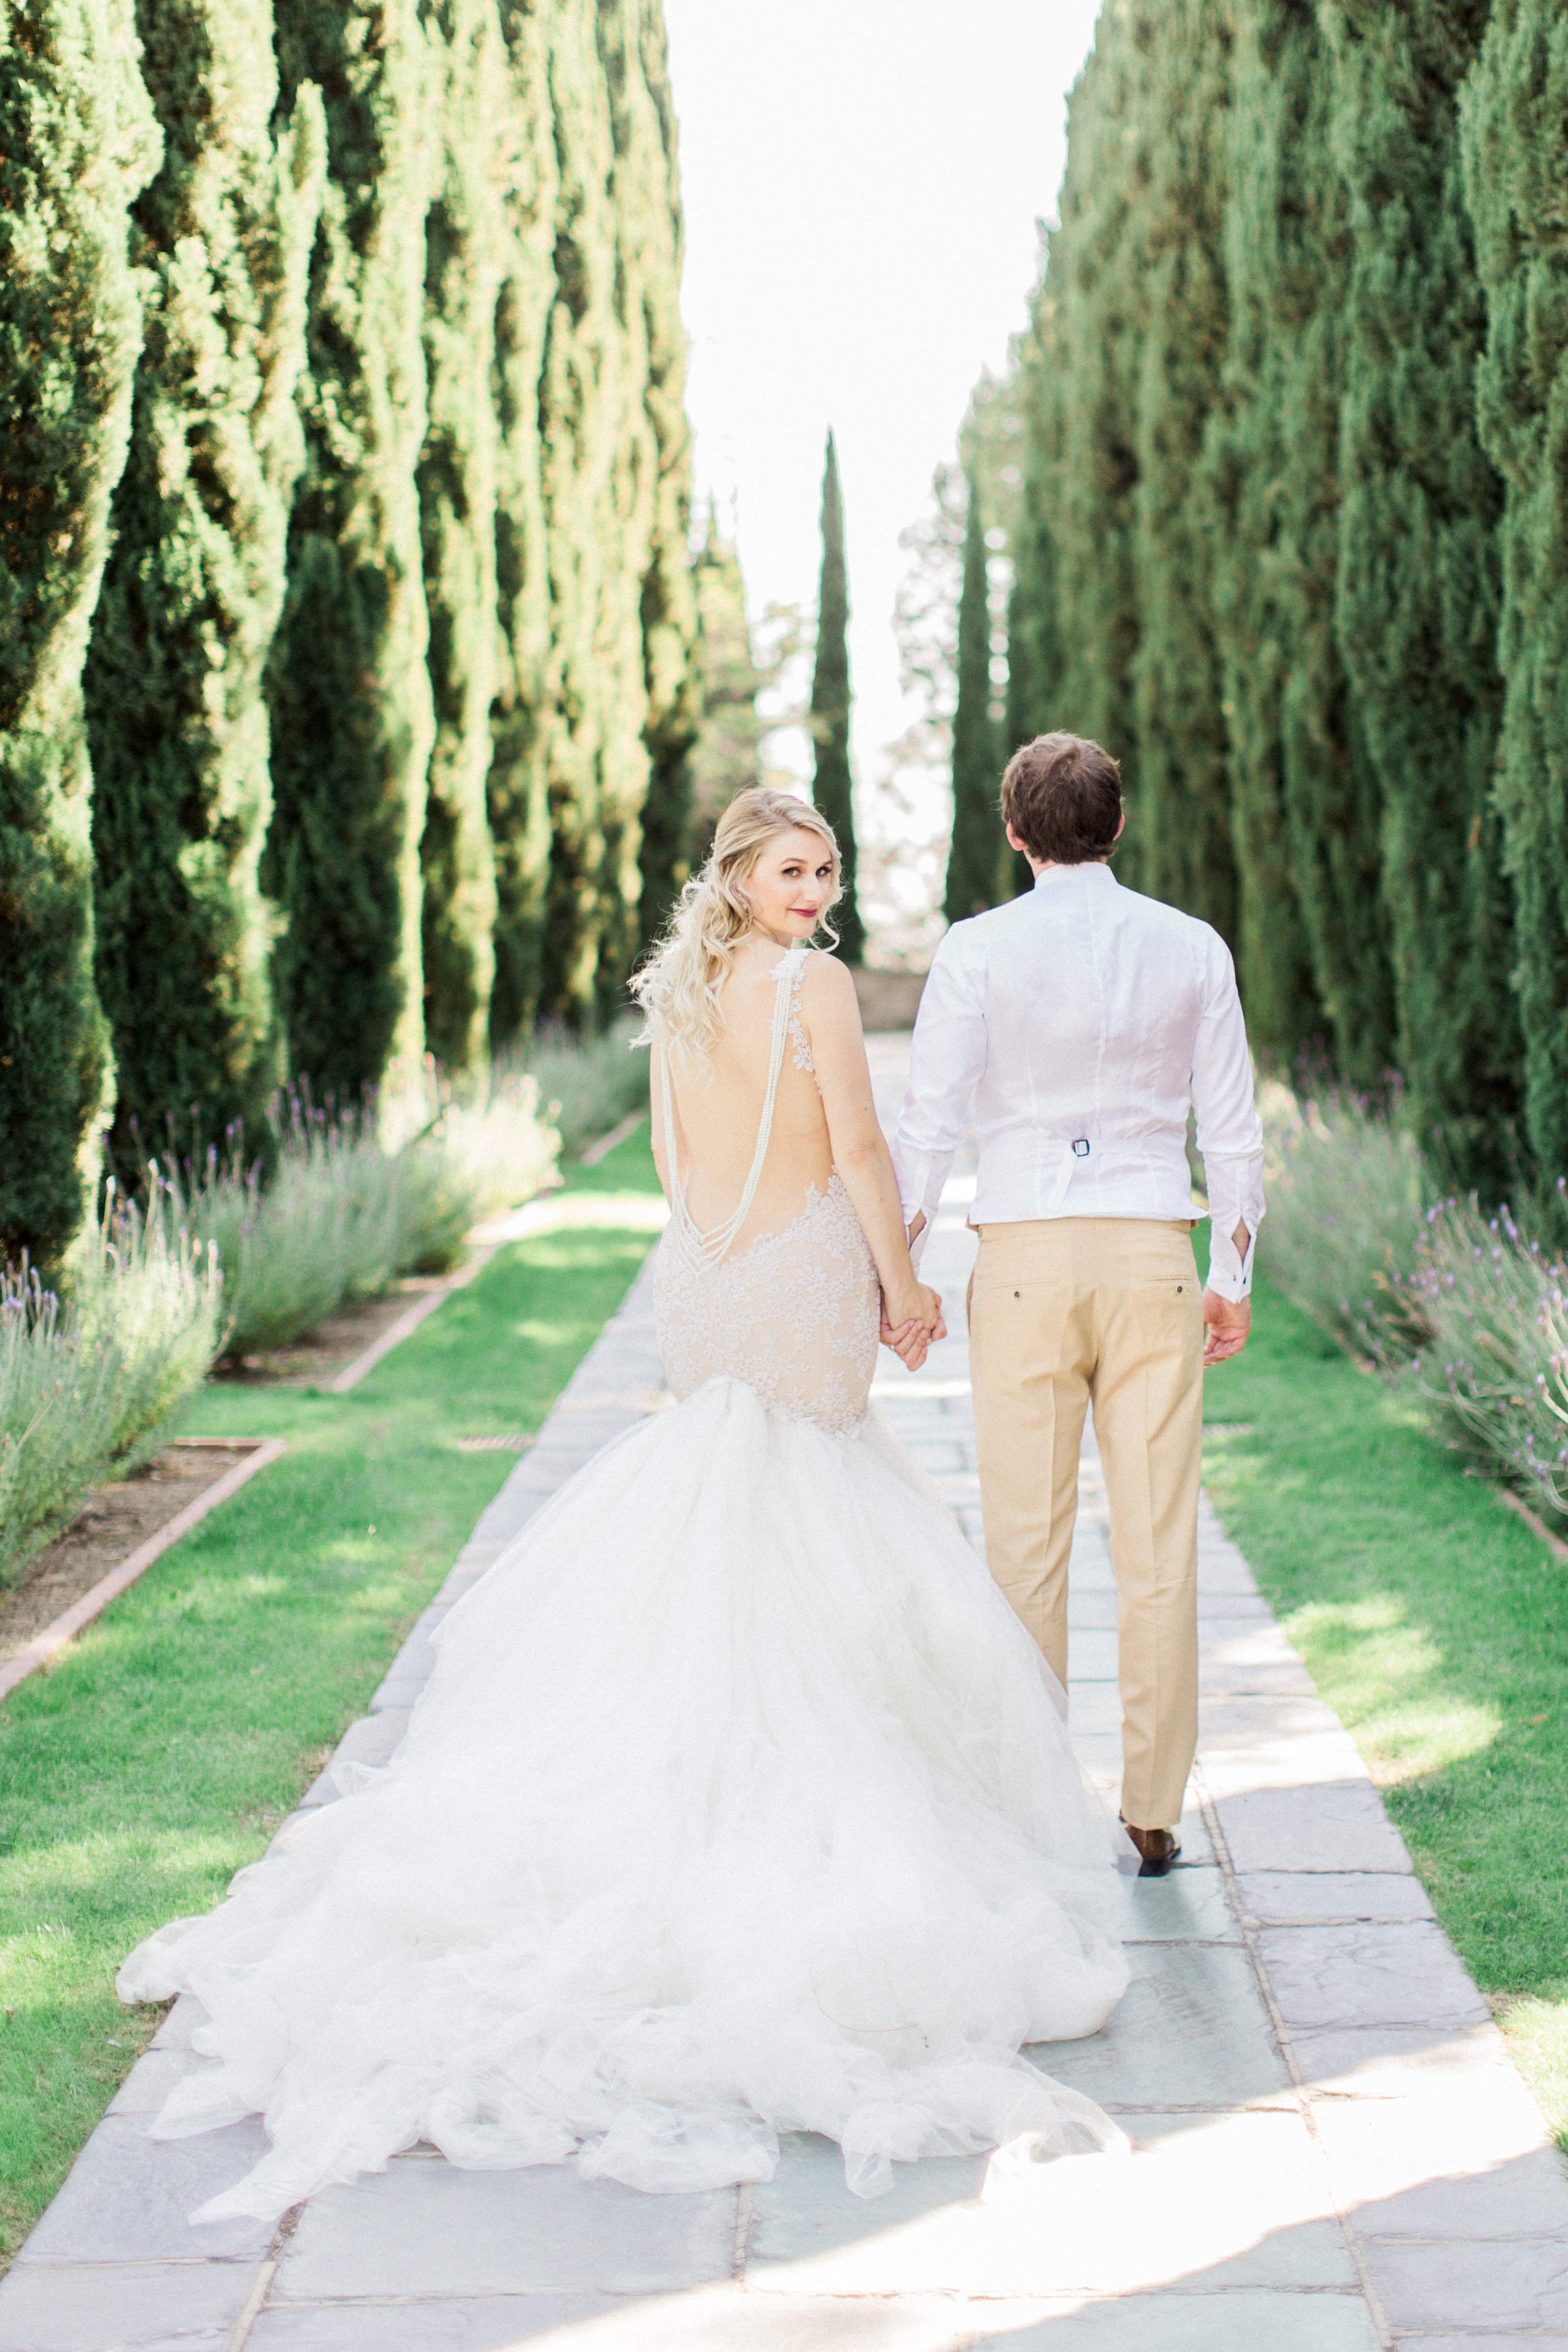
left=879, top=1285, right=945, bottom=1370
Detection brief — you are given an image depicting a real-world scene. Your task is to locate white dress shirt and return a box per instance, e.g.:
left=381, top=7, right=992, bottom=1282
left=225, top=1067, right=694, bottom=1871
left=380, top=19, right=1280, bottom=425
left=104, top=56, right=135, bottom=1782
left=891, top=861, right=1265, bottom=1302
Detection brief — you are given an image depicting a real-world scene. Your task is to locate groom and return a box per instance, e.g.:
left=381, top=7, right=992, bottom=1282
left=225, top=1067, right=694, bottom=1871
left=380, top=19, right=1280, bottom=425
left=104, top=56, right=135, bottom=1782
left=891, top=733, right=1263, bottom=1875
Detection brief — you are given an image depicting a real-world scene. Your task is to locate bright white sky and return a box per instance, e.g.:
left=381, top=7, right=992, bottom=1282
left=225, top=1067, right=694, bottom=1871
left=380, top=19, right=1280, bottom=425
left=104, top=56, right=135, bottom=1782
left=663, top=0, right=1103, bottom=819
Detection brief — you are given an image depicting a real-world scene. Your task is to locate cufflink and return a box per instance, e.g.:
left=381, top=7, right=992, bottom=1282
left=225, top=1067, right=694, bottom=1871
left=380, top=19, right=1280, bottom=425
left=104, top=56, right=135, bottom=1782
left=1071, top=1138, right=1090, bottom=1157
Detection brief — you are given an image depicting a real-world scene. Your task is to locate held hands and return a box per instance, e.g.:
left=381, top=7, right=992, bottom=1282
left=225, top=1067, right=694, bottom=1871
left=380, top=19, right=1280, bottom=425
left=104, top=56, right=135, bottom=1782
left=879, top=1286, right=947, bottom=1373
left=878, top=1210, right=944, bottom=1373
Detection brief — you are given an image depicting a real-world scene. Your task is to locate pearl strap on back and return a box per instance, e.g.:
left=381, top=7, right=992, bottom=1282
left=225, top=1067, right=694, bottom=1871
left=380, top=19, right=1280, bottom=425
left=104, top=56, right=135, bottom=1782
left=663, top=945, right=806, bottom=1275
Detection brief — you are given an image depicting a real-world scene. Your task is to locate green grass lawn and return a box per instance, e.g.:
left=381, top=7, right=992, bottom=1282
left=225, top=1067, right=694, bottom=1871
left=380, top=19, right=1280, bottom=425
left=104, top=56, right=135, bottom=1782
left=0, top=1127, right=661, bottom=2265
left=1203, top=1261, right=1568, bottom=2143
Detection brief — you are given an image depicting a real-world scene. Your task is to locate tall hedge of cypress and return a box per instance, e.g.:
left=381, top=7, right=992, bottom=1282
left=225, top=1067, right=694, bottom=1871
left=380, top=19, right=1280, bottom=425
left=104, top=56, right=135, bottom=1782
left=1036, top=0, right=1154, bottom=889
left=534, top=0, right=646, bottom=1022
left=1235, top=3, right=1395, bottom=1084
left=0, top=0, right=701, bottom=1260
left=261, top=0, right=436, bottom=1097
left=1462, top=0, right=1568, bottom=1182
left=0, top=0, right=160, bottom=1265
left=1200, top=0, right=1322, bottom=1061
left=1324, top=0, right=1517, bottom=1183
left=85, top=4, right=325, bottom=1181
left=1130, top=0, right=1236, bottom=947
left=1004, top=258, right=1067, bottom=761
left=809, top=432, right=863, bottom=964
left=944, top=475, right=1001, bottom=923
left=624, top=0, right=701, bottom=976
left=418, top=0, right=503, bottom=1076
left=485, top=0, right=558, bottom=1052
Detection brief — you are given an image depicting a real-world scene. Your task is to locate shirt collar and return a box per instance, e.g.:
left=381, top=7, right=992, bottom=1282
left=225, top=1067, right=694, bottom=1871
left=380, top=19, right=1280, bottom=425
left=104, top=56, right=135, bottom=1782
left=1032, top=859, right=1120, bottom=893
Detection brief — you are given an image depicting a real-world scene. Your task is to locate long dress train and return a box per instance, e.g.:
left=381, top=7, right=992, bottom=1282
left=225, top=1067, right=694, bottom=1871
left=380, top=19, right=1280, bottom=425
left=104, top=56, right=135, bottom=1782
left=118, top=947, right=1130, bottom=2221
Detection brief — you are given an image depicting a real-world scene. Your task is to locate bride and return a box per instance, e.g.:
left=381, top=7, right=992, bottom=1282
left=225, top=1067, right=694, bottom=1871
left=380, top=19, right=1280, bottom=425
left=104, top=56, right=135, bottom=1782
left=118, top=788, right=1130, bottom=2223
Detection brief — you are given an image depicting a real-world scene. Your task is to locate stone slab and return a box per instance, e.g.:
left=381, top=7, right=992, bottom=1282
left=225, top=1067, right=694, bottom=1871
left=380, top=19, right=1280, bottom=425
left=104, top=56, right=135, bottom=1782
left=1067, top=1686, right=1125, bottom=1738
left=748, top=2110, right=1353, bottom=2296
left=1211, top=1780, right=1415, bottom=1876
left=1289, top=2022, right=1520, bottom=2101
left=1066, top=1629, right=1120, bottom=1681
left=969, top=2292, right=1382, bottom=2350
left=0, top=2258, right=259, bottom=2352
left=248, top=2300, right=624, bottom=2351
left=492, top=2287, right=971, bottom=2350
left=275, top=2157, right=736, bottom=2300
left=108, top=2043, right=202, bottom=2114
left=22, top=2115, right=274, bottom=2262
left=1199, top=1696, right=1371, bottom=1787
left=1236, top=1873, right=1434, bottom=1926
left=1066, top=1587, right=1121, bottom=1631
left=1025, top=1942, right=1292, bottom=2109
left=1311, top=2090, right=1568, bottom=2238
left=367, top=1671, right=427, bottom=1713
left=1363, top=2237, right=1568, bottom=2333
left=1067, top=1548, right=1117, bottom=1596
left=1097, top=1861, right=1239, bottom=1945
left=300, top=1708, right=412, bottom=1805
left=1258, top=1922, right=1492, bottom=2032
left=1199, top=1625, right=1318, bottom=1694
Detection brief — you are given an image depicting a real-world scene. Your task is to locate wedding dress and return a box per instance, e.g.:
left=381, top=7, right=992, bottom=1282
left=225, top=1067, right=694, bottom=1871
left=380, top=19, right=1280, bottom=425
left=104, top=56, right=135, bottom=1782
left=118, top=945, right=1130, bottom=2223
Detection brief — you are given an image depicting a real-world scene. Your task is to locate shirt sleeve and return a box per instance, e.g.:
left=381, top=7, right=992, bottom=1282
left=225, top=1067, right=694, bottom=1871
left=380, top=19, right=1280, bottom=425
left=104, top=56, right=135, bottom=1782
left=1191, top=930, right=1265, bottom=1303
left=892, top=925, right=987, bottom=1274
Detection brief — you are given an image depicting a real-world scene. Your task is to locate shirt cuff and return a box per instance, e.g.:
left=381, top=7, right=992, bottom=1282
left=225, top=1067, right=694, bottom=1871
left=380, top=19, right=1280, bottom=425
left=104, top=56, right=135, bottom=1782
left=1205, top=1229, right=1253, bottom=1303
left=894, top=1152, right=947, bottom=1275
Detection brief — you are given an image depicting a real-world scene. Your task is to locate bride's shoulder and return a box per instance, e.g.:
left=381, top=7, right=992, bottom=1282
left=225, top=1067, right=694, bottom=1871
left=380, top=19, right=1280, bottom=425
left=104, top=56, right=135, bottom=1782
left=797, top=945, right=854, bottom=995
left=796, top=947, right=860, bottom=1029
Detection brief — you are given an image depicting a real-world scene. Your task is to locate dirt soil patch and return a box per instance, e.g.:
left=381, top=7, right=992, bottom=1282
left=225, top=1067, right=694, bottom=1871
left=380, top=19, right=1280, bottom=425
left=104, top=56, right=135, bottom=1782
left=211, top=1275, right=450, bottom=1385
left=0, top=1444, right=254, bottom=1670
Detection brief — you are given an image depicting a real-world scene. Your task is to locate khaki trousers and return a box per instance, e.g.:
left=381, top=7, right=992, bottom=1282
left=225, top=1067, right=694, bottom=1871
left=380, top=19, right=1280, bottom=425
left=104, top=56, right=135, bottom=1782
left=967, top=1216, right=1204, bottom=1832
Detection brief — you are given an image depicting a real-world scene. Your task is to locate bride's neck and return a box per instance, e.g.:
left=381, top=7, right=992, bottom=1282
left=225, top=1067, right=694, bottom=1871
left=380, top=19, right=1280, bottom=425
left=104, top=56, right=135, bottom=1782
left=742, top=922, right=800, bottom=952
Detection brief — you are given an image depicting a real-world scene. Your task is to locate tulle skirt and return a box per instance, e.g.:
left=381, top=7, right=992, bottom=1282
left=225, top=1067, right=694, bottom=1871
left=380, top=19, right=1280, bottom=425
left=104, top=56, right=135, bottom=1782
left=119, top=1377, right=1130, bottom=2222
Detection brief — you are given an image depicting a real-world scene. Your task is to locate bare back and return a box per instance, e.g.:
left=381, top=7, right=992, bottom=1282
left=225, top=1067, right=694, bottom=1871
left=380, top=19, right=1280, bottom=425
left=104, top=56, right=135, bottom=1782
left=659, top=938, right=836, bottom=1257
left=650, top=939, right=881, bottom=1434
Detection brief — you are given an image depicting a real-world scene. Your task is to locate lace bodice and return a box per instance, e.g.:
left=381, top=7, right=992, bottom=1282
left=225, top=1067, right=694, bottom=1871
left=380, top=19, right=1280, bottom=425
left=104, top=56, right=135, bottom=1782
left=655, top=1171, right=879, bottom=1435
left=655, top=945, right=879, bottom=1435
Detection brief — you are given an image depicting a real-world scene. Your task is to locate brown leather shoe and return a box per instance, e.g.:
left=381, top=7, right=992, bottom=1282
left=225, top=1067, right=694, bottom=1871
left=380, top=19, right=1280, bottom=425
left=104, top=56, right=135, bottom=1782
left=1121, top=1817, right=1181, bottom=1877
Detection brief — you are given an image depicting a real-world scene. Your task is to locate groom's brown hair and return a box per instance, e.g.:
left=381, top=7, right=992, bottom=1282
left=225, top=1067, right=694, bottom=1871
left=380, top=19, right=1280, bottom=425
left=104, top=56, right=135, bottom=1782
left=1000, top=733, right=1122, bottom=865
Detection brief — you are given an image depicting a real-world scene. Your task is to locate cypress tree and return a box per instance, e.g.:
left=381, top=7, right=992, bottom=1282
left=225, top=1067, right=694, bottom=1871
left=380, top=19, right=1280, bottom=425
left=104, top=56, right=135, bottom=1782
left=485, top=0, right=558, bottom=1051
left=638, top=512, right=757, bottom=948
left=517, top=0, right=615, bottom=1028
left=0, top=0, right=160, bottom=1265
left=418, top=0, right=504, bottom=1075
left=1461, top=0, right=1568, bottom=1182
left=627, top=0, right=701, bottom=976
left=1208, top=1, right=1392, bottom=1082
left=84, top=4, right=325, bottom=1182
left=1040, top=0, right=1154, bottom=889
left=1324, top=0, right=1517, bottom=1187
left=1267, top=5, right=1394, bottom=1086
left=1130, top=0, right=1236, bottom=945
left=1006, top=254, right=1068, bottom=754
left=524, top=0, right=694, bottom=1024
left=944, top=475, right=1002, bottom=922
left=1201, top=0, right=1322, bottom=1061
left=809, top=431, right=863, bottom=964
left=262, top=0, right=437, bottom=1096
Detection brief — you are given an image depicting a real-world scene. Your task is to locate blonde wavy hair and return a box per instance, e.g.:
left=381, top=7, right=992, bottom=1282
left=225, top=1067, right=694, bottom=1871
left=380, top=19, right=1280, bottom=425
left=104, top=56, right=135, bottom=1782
left=632, top=788, right=841, bottom=1063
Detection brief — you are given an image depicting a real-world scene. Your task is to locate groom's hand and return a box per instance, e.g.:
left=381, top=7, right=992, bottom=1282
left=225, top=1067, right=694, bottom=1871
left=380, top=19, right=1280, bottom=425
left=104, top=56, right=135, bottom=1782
left=1202, top=1290, right=1251, bottom=1366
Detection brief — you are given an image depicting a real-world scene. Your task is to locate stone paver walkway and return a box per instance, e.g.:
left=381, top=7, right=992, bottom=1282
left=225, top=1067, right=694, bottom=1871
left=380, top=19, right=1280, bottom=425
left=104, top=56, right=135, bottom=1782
left=4, top=1037, right=1566, bottom=2348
